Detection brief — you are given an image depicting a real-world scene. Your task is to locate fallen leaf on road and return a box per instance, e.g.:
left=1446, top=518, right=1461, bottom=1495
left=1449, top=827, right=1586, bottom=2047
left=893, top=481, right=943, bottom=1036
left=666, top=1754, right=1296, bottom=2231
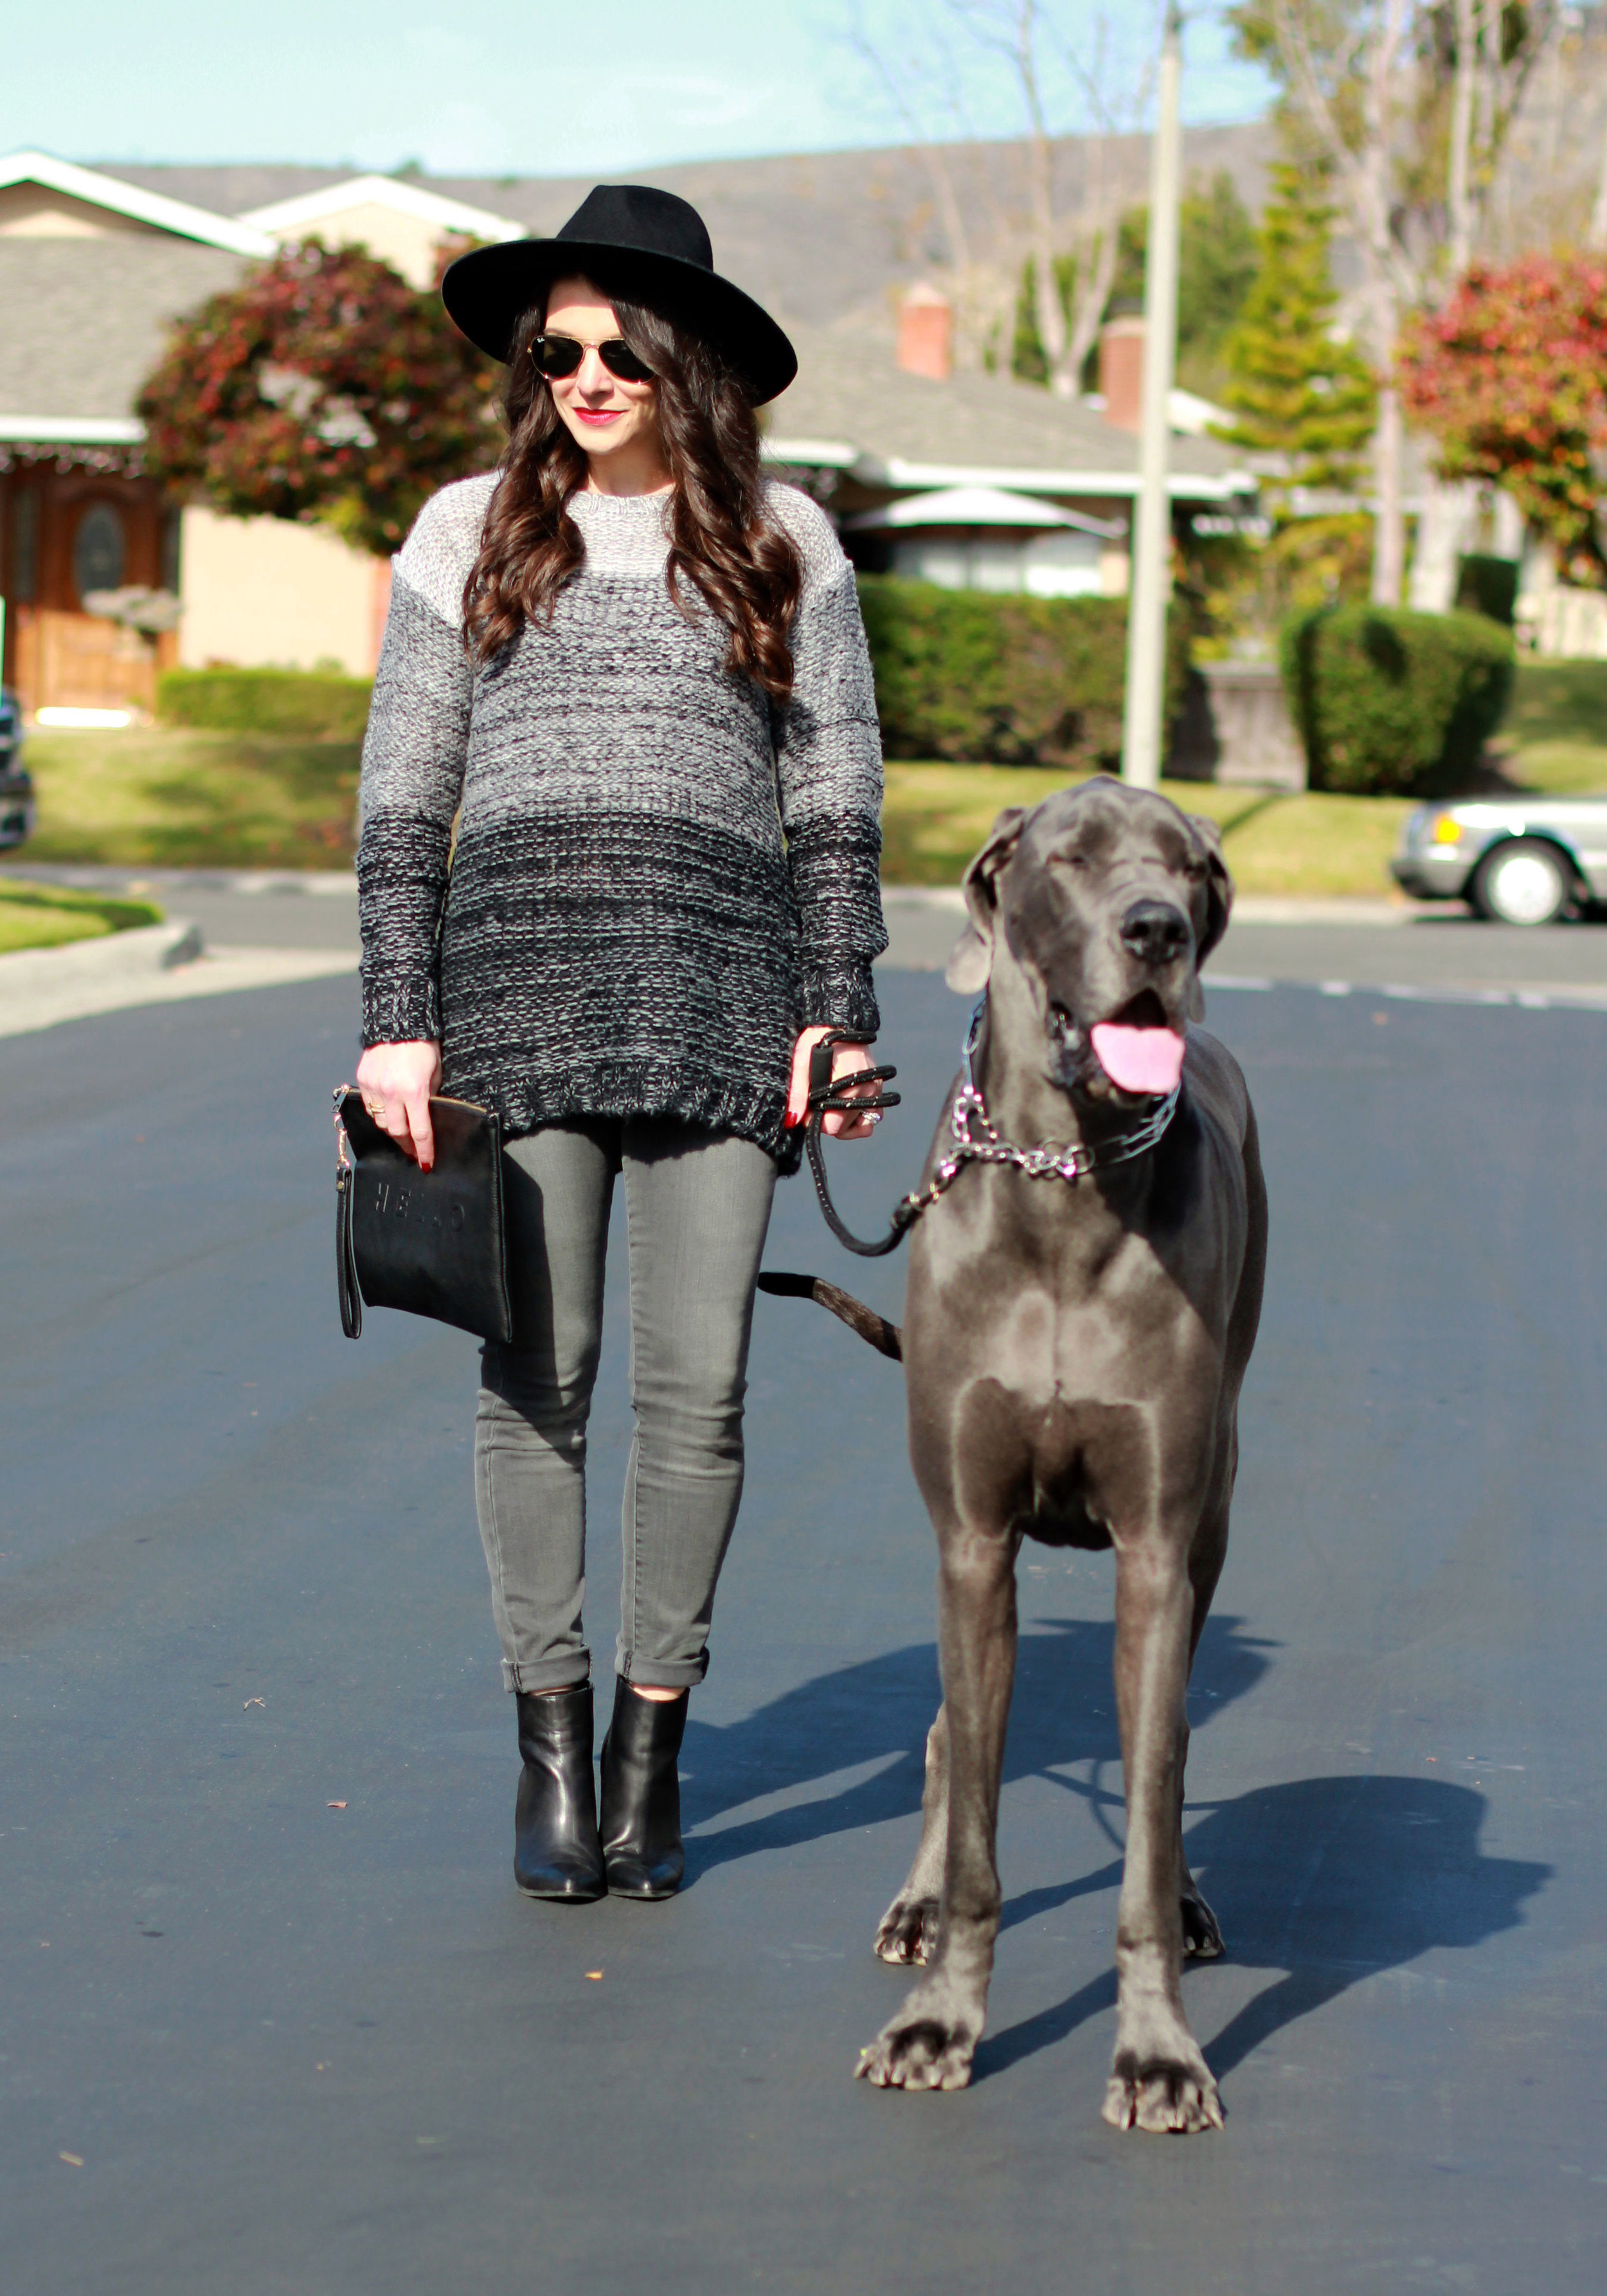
left=586, top=1970, right=603, bottom=1980
left=58, top=2153, right=84, bottom=2168
left=327, top=1801, right=347, bottom=1810
left=244, top=1698, right=265, bottom=1709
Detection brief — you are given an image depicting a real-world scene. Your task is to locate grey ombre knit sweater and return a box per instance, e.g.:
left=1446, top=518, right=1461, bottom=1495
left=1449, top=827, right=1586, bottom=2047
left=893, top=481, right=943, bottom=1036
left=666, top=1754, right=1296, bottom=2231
left=356, top=476, right=887, bottom=1165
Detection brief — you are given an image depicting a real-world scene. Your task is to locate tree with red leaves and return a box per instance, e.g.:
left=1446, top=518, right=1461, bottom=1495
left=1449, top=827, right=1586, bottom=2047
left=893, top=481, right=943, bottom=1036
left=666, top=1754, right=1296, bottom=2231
left=1399, top=255, right=1607, bottom=588
left=136, top=239, right=501, bottom=558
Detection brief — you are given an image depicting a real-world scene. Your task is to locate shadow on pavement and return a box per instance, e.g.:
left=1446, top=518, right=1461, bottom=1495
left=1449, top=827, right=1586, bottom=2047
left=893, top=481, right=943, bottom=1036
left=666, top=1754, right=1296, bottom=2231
left=1188, top=1775, right=1552, bottom=2077
left=977, top=1773, right=1551, bottom=2085
left=681, top=1611, right=1273, bottom=1884
left=705, top=1605, right=1553, bottom=2088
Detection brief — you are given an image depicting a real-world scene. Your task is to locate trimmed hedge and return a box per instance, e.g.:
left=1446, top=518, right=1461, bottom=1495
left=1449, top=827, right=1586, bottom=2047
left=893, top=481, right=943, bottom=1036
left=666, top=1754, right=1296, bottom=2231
left=1455, top=553, right=1520, bottom=627
left=857, top=578, right=1188, bottom=769
left=157, top=667, right=373, bottom=740
left=1279, top=604, right=1515, bottom=796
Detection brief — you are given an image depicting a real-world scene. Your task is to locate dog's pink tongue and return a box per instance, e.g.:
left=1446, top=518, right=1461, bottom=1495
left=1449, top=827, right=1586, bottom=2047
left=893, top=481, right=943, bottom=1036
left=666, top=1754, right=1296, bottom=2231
left=1090, top=1023, right=1185, bottom=1097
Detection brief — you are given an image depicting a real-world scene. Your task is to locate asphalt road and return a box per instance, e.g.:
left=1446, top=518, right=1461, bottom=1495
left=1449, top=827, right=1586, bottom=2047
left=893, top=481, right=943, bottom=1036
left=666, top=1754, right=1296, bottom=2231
left=3, top=965, right=1603, bottom=2293
left=879, top=886, right=1607, bottom=997
left=11, top=861, right=1607, bottom=998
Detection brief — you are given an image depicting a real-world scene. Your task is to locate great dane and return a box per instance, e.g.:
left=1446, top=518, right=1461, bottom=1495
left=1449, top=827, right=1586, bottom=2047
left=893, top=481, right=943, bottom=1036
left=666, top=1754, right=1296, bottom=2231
left=836, top=777, right=1266, bottom=2128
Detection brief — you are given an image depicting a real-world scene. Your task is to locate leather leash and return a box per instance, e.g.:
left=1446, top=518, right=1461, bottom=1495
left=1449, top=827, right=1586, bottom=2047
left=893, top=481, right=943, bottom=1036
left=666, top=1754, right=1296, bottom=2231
left=800, top=1002, right=1181, bottom=1259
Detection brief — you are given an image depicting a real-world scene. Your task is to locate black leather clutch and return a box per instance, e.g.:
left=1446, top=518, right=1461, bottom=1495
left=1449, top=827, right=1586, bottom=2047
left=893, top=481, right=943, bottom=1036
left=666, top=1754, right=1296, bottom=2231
left=334, top=1088, right=514, bottom=1344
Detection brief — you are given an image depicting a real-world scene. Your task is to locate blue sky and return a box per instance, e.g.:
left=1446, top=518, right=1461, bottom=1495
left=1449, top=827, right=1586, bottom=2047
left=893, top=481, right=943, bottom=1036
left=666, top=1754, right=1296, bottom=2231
left=3, top=2, right=1271, bottom=177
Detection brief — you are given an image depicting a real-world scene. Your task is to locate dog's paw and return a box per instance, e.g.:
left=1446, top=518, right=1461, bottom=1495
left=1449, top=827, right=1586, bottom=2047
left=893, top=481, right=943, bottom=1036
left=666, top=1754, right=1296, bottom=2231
left=856, top=2007, right=976, bottom=2092
left=1101, top=2048, right=1224, bottom=2135
left=1180, top=1888, right=1225, bottom=1960
left=874, top=1895, right=938, bottom=1966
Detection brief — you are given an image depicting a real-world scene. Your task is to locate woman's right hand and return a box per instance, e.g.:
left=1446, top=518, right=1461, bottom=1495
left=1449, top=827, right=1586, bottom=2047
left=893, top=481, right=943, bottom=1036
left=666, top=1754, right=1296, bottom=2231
left=353, top=1040, right=442, bottom=1170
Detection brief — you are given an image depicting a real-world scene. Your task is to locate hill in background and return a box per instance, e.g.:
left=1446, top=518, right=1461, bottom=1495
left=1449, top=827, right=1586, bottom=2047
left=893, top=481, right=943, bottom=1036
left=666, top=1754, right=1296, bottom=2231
left=102, top=124, right=1275, bottom=338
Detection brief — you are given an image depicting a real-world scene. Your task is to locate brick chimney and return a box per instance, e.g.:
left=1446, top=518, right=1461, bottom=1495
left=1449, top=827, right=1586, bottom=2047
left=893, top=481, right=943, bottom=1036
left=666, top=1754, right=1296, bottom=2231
left=1099, top=318, right=1145, bottom=432
left=897, top=283, right=953, bottom=381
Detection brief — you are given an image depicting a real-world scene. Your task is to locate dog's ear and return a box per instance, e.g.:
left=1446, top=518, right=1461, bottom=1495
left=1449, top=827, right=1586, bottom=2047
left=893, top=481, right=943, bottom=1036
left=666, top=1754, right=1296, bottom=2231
left=946, top=806, right=1027, bottom=994
left=1189, top=812, right=1234, bottom=970
left=1181, top=814, right=1234, bottom=1019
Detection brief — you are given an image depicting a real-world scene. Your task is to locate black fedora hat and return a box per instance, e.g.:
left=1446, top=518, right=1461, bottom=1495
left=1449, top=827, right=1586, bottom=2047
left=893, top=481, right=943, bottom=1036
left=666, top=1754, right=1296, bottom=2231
left=441, top=184, right=797, bottom=406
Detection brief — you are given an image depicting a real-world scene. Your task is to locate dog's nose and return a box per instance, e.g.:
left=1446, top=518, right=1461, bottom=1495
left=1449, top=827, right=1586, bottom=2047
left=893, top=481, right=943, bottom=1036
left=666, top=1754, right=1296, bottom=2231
left=1119, top=900, right=1191, bottom=966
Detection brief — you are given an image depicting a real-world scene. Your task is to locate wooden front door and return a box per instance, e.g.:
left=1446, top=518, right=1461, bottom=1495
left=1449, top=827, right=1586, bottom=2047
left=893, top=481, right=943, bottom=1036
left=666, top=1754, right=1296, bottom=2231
left=10, top=607, right=158, bottom=714
left=3, top=466, right=172, bottom=715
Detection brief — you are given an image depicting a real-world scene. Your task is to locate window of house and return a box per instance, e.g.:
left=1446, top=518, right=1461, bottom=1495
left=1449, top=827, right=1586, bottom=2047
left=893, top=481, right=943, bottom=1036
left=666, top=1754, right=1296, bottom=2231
left=892, top=539, right=972, bottom=588
left=1021, top=530, right=1102, bottom=599
left=73, top=502, right=125, bottom=603
left=970, top=541, right=1025, bottom=594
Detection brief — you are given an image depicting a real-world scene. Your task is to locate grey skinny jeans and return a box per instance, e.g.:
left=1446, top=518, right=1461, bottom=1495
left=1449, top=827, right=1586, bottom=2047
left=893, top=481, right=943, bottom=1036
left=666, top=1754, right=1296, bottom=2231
left=474, top=1116, right=777, bottom=1694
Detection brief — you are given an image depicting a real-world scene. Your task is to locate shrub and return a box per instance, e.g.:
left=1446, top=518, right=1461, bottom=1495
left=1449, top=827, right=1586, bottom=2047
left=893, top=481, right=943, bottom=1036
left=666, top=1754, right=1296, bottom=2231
left=1455, top=553, right=1520, bottom=627
left=136, top=239, right=500, bottom=559
left=1279, top=604, right=1514, bottom=796
left=856, top=578, right=1188, bottom=768
left=157, top=666, right=373, bottom=740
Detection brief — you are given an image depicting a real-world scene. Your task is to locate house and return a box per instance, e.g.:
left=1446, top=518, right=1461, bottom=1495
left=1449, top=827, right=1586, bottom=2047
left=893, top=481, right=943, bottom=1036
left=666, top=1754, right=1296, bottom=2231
left=768, top=303, right=1253, bottom=596
left=0, top=152, right=523, bottom=714
left=0, top=150, right=1253, bottom=718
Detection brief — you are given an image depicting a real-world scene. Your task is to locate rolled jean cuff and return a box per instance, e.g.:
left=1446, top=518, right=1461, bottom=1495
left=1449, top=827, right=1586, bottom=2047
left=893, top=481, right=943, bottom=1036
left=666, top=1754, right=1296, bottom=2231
left=618, top=1647, right=710, bottom=1691
left=503, top=1651, right=591, bottom=1694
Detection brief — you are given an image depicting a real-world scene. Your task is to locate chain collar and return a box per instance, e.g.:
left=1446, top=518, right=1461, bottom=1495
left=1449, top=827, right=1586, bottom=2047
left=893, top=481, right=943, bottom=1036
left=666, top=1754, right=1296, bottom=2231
left=893, top=998, right=1181, bottom=1226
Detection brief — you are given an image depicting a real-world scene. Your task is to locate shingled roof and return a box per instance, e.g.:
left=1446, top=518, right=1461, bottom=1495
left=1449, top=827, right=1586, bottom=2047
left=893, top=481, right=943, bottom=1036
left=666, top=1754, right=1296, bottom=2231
left=0, top=238, right=245, bottom=436
left=769, top=325, right=1250, bottom=503
left=0, top=165, right=1251, bottom=511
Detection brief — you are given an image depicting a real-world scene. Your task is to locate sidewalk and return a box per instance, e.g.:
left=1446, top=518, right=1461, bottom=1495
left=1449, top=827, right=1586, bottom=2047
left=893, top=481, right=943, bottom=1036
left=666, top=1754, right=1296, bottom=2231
left=0, top=921, right=355, bottom=1039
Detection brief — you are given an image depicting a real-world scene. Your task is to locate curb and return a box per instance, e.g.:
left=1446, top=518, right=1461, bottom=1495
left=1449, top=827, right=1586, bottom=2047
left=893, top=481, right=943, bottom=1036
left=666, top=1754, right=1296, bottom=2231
left=0, top=922, right=353, bottom=1039
left=0, top=917, right=201, bottom=990
left=0, top=863, right=356, bottom=897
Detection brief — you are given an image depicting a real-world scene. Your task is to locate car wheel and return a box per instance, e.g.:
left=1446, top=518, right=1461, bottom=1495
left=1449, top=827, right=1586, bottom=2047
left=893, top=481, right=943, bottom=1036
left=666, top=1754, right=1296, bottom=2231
left=1471, top=839, right=1574, bottom=926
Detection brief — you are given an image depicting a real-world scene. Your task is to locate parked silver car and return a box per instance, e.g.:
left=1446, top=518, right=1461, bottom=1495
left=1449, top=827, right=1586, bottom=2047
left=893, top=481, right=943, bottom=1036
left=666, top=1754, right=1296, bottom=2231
left=1391, top=793, right=1607, bottom=924
left=0, top=686, right=33, bottom=850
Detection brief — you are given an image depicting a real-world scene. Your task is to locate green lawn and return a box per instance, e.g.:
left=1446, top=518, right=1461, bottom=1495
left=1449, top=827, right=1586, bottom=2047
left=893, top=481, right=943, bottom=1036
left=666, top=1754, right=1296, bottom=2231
left=0, top=876, right=163, bottom=955
left=882, top=767, right=1415, bottom=896
left=13, top=658, right=1607, bottom=899
left=884, top=659, right=1607, bottom=893
left=19, top=728, right=361, bottom=870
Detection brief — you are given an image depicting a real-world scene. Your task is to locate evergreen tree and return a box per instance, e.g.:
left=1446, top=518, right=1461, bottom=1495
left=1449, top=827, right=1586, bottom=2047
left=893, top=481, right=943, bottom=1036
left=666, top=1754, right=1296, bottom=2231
left=1218, top=159, right=1377, bottom=609
left=1220, top=161, right=1376, bottom=500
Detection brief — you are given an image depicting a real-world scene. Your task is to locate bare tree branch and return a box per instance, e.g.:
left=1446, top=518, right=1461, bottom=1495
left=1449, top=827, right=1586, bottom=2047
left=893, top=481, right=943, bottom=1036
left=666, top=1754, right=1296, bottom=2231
left=847, top=3, right=974, bottom=274
left=1448, top=0, right=1477, bottom=278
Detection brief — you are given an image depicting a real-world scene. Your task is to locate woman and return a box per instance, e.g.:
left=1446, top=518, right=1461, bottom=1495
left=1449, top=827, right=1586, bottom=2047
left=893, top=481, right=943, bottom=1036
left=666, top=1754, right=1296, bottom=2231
left=353, top=186, right=888, bottom=1906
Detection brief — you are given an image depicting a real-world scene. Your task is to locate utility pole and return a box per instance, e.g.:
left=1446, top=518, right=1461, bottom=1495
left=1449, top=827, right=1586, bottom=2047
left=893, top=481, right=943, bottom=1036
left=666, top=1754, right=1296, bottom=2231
left=1120, top=0, right=1183, bottom=789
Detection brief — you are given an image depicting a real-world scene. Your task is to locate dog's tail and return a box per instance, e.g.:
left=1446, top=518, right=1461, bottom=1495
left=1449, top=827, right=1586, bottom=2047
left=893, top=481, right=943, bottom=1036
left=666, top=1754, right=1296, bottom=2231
left=757, top=1271, right=903, bottom=1363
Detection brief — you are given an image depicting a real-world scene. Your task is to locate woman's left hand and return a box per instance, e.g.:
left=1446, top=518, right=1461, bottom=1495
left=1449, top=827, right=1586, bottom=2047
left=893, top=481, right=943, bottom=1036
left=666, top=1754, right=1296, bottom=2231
left=786, top=1027, right=883, bottom=1140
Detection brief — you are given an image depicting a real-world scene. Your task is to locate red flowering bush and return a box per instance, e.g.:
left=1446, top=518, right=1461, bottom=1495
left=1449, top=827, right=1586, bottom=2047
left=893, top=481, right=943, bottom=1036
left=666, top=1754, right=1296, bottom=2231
left=1399, top=255, right=1607, bottom=587
left=136, top=240, right=501, bottom=557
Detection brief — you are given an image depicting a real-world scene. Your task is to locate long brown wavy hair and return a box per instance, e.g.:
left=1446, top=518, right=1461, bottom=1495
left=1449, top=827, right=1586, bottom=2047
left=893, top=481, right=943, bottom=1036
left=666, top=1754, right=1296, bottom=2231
left=462, top=270, right=803, bottom=701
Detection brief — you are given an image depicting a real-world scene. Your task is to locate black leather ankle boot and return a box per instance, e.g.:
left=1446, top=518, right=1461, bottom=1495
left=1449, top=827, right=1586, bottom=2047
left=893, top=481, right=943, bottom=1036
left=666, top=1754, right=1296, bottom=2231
left=514, top=1683, right=605, bottom=1902
left=598, top=1676, right=688, bottom=1900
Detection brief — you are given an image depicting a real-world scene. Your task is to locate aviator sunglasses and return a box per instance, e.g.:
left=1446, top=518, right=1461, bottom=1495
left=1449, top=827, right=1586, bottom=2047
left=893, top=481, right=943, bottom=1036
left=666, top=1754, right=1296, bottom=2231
left=531, top=332, right=656, bottom=384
